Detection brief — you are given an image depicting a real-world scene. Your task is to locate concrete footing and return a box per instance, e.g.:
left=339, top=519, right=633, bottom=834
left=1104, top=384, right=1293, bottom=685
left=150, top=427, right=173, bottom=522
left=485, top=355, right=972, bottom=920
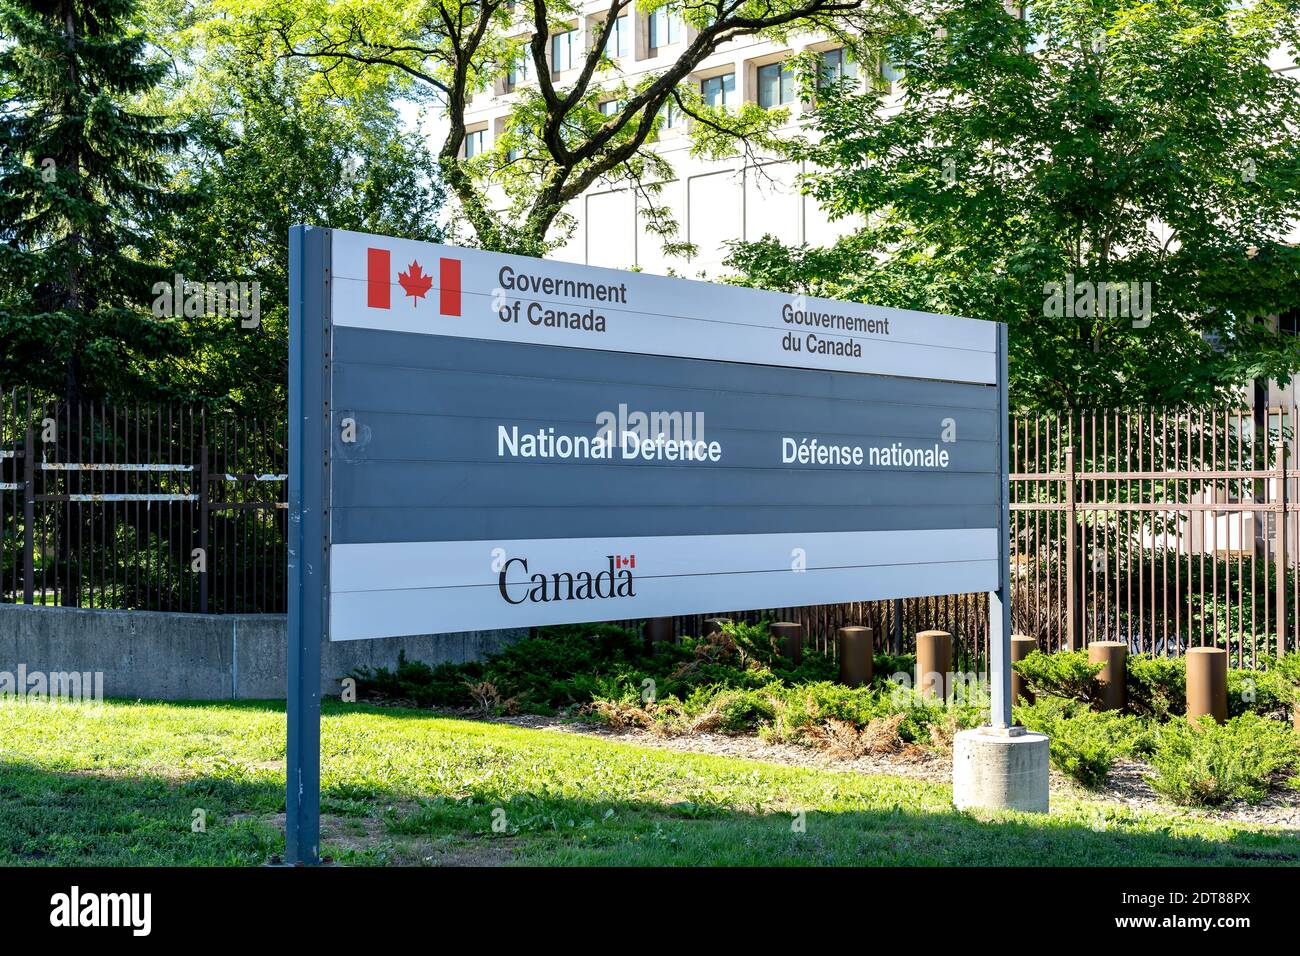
left=953, top=727, right=1050, bottom=813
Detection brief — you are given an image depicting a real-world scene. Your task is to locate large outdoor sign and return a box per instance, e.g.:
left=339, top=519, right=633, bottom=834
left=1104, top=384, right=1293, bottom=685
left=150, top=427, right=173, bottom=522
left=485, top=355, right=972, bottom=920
left=285, top=225, right=1012, bottom=863
left=303, top=228, right=1004, bottom=639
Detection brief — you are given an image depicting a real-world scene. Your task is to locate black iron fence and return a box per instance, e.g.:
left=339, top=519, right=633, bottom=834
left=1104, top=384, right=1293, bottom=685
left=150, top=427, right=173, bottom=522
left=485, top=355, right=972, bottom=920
left=0, top=391, right=284, bottom=613
left=5, top=390, right=1291, bottom=668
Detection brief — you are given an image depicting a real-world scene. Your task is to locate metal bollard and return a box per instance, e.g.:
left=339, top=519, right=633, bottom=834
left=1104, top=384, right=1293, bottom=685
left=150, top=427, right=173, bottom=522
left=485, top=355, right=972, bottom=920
left=644, top=617, right=674, bottom=651
left=770, top=621, right=802, bottom=665
left=1011, top=634, right=1037, bottom=705
left=915, top=630, right=952, bottom=702
left=837, top=626, right=874, bottom=688
left=1088, top=641, right=1127, bottom=711
left=1186, top=647, right=1228, bottom=724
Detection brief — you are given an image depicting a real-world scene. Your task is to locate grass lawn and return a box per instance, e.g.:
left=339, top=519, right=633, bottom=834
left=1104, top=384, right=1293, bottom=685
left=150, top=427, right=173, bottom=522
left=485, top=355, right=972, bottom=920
left=0, top=698, right=1296, bottom=866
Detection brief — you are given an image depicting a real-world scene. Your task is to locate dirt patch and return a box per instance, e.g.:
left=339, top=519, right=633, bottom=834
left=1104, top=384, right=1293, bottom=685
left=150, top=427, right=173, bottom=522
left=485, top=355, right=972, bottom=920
left=254, top=810, right=518, bottom=866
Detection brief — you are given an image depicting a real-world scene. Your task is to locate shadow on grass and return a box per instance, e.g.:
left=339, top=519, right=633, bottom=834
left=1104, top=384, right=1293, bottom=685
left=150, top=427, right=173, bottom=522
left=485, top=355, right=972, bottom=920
left=0, top=698, right=1297, bottom=866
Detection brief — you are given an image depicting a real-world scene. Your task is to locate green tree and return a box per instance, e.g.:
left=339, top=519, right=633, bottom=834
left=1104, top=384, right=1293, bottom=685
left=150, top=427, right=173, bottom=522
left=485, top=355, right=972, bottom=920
left=145, top=4, right=447, bottom=411
left=0, top=0, right=188, bottom=402
left=214, top=0, right=906, bottom=255
left=726, top=0, right=1300, bottom=410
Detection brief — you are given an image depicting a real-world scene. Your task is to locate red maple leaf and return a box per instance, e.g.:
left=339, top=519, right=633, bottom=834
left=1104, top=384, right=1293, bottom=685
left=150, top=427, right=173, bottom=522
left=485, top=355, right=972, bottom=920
left=398, top=260, right=433, bottom=305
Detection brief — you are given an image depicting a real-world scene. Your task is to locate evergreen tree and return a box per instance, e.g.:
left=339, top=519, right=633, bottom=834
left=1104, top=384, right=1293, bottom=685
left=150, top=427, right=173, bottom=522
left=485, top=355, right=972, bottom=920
left=0, top=0, right=186, bottom=402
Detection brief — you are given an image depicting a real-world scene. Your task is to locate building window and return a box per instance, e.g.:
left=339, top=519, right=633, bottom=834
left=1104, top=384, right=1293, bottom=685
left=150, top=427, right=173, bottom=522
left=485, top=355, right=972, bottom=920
left=818, top=47, right=858, bottom=88
left=648, top=9, right=682, bottom=51
left=598, top=99, right=619, bottom=116
left=552, top=29, right=579, bottom=72
left=464, top=129, right=486, bottom=158
left=507, top=51, right=532, bottom=89
left=757, top=61, right=796, bottom=108
left=1020, top=4, right=1048, bottom=54
left=880, top=58, right=902, bottom=89
left=701, top=72, right=735, bottom=108
left=659, top=99, right=682, bottom=129
left=605, top=15, right=629, bottom=58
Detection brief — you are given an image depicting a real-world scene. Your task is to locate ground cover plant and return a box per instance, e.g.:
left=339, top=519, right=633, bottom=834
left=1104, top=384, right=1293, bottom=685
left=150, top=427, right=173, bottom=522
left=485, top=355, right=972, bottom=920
left=355, top=625, right=1300, bottom=810
left=2, top=698, right=1298, bottom=867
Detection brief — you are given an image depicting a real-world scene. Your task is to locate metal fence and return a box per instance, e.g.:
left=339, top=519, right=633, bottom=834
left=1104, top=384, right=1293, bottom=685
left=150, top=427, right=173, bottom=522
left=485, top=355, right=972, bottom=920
left=3, top=389, right=1293, bottom=668
left=0, top=391, right=285, bottom=613
left=1012, top=407, right=1296, bottom=668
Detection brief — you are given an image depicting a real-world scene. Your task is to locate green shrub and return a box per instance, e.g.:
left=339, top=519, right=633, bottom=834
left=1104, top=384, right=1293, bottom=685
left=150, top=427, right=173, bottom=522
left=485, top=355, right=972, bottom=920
left=1013, top=650, right=1103, bottom=703
left=1149, top=714, right=1300, bottom=807
left=351, top=651, right=484, bottom=708
left=873, top=652, right=916, bottom=684
left=1015, top=696, right=1151, bottom=788
left=1125, top=654, right=1186, bottom=719
left=709, top=688, right=779, bottom=733
left=1227, top=666, right=1296, bottom=719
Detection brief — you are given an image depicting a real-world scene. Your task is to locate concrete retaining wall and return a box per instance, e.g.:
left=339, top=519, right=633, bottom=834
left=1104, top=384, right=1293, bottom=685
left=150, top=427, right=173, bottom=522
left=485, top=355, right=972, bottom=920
left=0, top=604, right=526, bottom=700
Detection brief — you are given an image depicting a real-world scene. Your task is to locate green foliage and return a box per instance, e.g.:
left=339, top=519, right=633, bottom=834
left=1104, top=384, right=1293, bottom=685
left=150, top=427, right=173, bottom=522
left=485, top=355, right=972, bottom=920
left=214, top=0, right=907, bottom=253
left=1013, top=650, right=1103, bottom=703
left=1228, top=665, right=1298, bottom=719
left=0, top=0, right=189, bottom=401
left=149, top=8, right=446, bottom=411
left=1126, top=655, right=1187, bottom=719
left=725, top=0, right=1300, bottom=410
left=1149, top=714, right=1300, bottom=807
left=1016, top=696, right=1153, bottom=788
left=354, top=621, right=986, bottom=749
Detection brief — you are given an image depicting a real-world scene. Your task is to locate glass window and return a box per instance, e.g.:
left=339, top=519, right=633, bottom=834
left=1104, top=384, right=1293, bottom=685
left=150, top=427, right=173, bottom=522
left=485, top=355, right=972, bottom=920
left=552, top=29, right=579, bottom=72
left=757, top=61, right=795, bottom=108
left=880, top=58, right=902, bottom=87
left=659, top=100, right=681, bottom=129
left=598, top=99, right=619, bottom=116
left=605, top=15, right=629, bottom=58
left=464, top=129, right=486, bottom=158
left=818, top=47, right=858, bottom=88
left=701, top=72, right=735, bottom=108
left=1021, top=5, right=1048, bottom=54
left=507, top=51, right=532, bottom=88
left=648, top=9, right=683, bottom=51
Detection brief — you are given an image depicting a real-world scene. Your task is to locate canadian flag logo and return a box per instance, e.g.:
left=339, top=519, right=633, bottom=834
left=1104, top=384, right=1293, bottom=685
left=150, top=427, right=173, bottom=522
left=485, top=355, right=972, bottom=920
left=367, top=247, right=461, bottom=315
left=612, top=554, right=636, bottom=570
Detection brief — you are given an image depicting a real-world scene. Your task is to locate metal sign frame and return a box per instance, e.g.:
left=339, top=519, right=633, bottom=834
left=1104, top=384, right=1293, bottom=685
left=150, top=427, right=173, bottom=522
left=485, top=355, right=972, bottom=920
left=285, top=225, right=1011, bottom=865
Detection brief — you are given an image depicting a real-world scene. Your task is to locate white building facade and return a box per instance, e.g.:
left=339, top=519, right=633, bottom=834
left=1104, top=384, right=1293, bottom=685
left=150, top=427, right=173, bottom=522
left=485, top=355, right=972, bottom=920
left=456, top=7, right=1298, bottom=278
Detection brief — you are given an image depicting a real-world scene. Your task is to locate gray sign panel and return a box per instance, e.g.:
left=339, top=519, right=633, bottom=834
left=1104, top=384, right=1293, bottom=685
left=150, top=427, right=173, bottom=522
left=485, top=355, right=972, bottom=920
left=285, top=225, right=1014, bottom=864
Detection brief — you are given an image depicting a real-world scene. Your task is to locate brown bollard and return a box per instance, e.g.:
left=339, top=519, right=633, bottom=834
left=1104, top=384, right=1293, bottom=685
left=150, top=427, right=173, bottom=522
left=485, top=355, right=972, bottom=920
left=770, top=621, right=803, bottom=665
left=703, top=617, right=731, bottom=639
left=1186, top=647, right=1228, bottom=724
left=644, top=617, right=674, bottom=650
left=1011, top=635, right=1037, bottom=705
left=1088, top=641, right=1127, bottom=711
left=915, top=630, right=952, bottom=702
left=838, top=626, right=874, bottom=688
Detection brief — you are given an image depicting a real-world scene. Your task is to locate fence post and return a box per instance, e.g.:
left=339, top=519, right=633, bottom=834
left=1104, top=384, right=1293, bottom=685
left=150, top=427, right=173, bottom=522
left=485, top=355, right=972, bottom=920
left=22, top=426, right=34, bottom=604
left=1276, top=410, right=1287, bottom=659
left=199, top=444, right=209, bottom=614
left=1065, top=446, right=1079, bottom=651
